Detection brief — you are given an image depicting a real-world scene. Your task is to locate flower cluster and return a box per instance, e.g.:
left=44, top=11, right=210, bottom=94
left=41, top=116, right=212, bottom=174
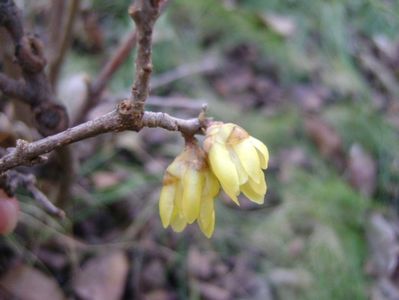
left=159, top=140, right=220, bottom=238
left=204, top=123, right=269, bottom=205
left=159, top=122, right=269, bottom=238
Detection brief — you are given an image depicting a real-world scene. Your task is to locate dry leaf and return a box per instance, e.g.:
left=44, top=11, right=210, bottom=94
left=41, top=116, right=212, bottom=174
left=73, top=251, right=129, bottom=300
left=347, top=144, right=377, bottom=197
left=305, top=116, right=345, bottom=169
left=0, top=264, right=65, bottom=300
left=92, top=170, right=127, bottom=189
left=141, top=259, right=167, bottom=290
left=188, top=247, right=215, bottom=280
left=305, top=116, right=342, bottom=157
left=195, top=281, right=231, bottom=300
left=292, top=85, right=329, bottom=112
left=366, top=213, right=397, bottom=277
left=260, top=13, right=296, bottom=37
left=269, top=268, right=313, bottom=289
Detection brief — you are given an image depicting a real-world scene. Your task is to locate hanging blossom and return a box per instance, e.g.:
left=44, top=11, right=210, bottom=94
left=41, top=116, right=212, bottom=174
left=204, top=122, right=269, bottom=205
left=159, top=122, right=269, bottom=238
left=159, top=138, right=220, bottom=238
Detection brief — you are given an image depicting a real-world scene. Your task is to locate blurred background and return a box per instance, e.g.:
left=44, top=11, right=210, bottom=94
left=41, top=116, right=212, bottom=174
left=1, top=0, right=399, bottom=299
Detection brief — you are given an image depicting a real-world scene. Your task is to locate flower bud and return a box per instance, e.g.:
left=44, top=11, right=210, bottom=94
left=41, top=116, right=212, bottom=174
left=204, top=122, right=269, bottom=205
left=159, top=139, right=220, bottom=238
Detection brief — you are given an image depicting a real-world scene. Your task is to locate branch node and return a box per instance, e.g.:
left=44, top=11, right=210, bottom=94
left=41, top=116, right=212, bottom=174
left=118, top=99, right=134, bottom=116
left=128, top=5, right=141, bottom=23
left=143, top=63, right=153, bottom=73
left=15, top=139, right=29, bottom=153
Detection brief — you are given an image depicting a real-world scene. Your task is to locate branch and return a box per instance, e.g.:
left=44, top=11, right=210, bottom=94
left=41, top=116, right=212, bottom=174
left=129, top=0, right=163, bottom=119
left=0, top=0, right=217, bottom=222
left=48, top=0, right=67, bottom=52
left=0, top=103, right=205, bottom=173
left=0, top=0, right=23, bottom=43
left=0, top=170, right=65, bottom=218
left=0, top=0, right=69, bottom=136
left=74, top=30, right=138, bottom=125
left=90, top=31, right=137, bottom=101
left=74, top=1, right=169, bottom=125
left=48, top=0, right=80, bottom=87
left=0, top=73, right=26, bottom=99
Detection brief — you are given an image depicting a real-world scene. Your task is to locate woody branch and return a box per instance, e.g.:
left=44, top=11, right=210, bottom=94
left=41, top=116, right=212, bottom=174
left=0, top=0, right=208, bottom=175
left=0, top=0, right=68, bottom=136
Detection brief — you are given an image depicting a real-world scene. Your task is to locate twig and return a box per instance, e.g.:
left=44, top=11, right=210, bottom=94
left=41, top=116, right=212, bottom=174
left=129, top=0, right=163, bottom=120
left=0, top=104, right=205, bottom=173
left=91, top=31, right=138, bottom=101
left=0, top=0, right=74, bottom=206
left=55, top=146, right=75, bottom=208
left=0, top=0, right=216, bottom=221
left=0, top=170, right=65, bottom=218
left=48, top=0, right=80, bottom=209
left=0, top=73, right=26, bottom=99
left=48, top=0, right=67, bottom=54
left=74, top=30, right=138, bottom=125
left=74, top=1, right=170, bottom=125
left=150, top=56, right=220, bottom=90
left=49, top=0, right=80, bottom=87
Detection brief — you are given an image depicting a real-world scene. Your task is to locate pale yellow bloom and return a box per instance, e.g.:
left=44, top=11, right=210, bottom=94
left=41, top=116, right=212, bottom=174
left=204, top=122, right=269, bottom=205
left=159, top=140, right=220, bottom=238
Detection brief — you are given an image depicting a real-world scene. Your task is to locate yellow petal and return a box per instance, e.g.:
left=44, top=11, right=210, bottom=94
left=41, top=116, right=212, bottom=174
left=198, top=197, right=215, bottom=238
left=249, top=137, right=269, bottom=169
left=208, top=143, right=240, bottom=205
left=233, top=139, right=261, bottom=183
left=248, top=170, right=267, bottom=195
left=241, top=181, right=264, bottom=204
left=216, top=123, right=236, bottom=143
left=206, top=125, right=221, bottom=137
left=230, top=149, right=249, bottom=185
left=227, top=125, right=250, bottom=145
left=159, top=184, right=176, bottom=227
left=175, top=181, right=184, bottom=211
left=170, top=211, right=187, bottom=232
left=182, top=168, right=204, bottom=224
left=166, top=157, right=185, bottom=177
left=227, top=191, right=239, bottom=205
left=207, top=123, right=236, bottom=144
left=203, top=170, right=220, bottom=198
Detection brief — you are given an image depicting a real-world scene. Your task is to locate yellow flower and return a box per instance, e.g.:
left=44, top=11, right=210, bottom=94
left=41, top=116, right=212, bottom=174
left=204, top=122, right=269, bottom=205
left=159, top=140, right=220, bottom=238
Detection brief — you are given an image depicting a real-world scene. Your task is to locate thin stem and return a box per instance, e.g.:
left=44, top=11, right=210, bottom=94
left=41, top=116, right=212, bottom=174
left=129, top=0, right=162, bottom=118
left=49, top=0, right=80, bottom=87
left=74, top=30, right=138, bottom=125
